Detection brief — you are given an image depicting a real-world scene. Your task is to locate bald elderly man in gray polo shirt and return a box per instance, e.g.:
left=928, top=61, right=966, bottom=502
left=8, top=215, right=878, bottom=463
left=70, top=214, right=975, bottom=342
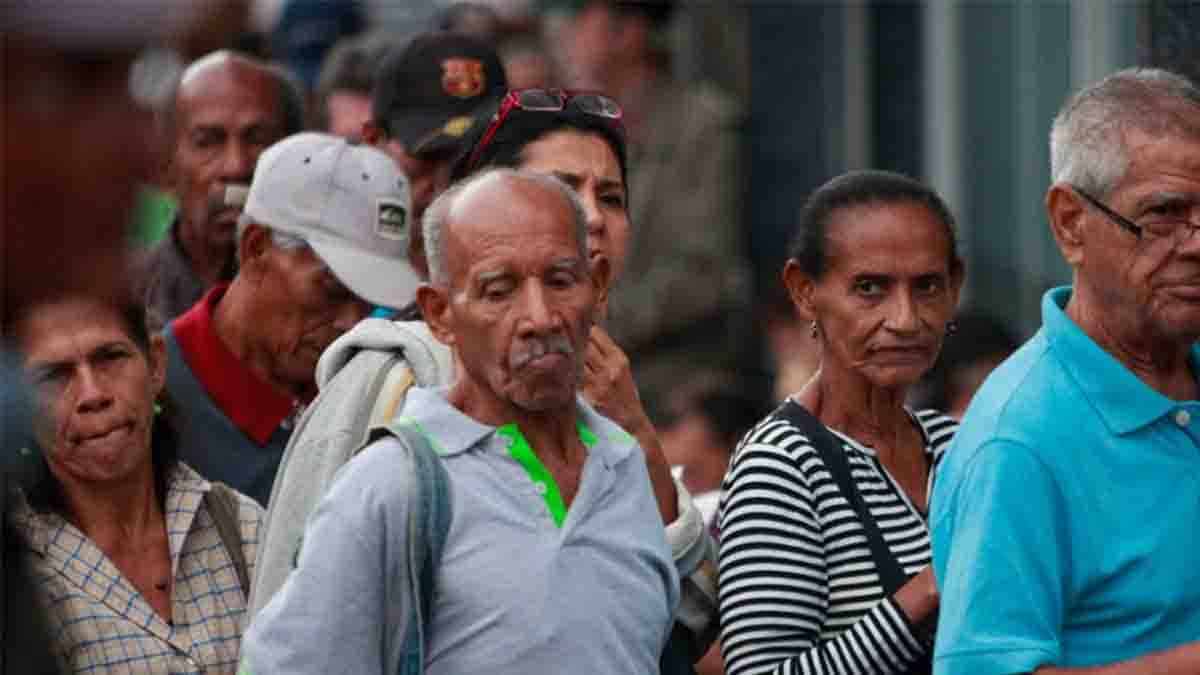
left=241, top=168, right=679, bottom=674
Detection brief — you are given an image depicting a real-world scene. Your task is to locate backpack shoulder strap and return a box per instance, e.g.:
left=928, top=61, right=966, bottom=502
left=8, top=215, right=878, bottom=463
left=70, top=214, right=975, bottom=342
left=774, top=400, right=910, bottom=595
left=367, top=417, right=452, bottom=675
left=206, top=481, right=251, bottom=599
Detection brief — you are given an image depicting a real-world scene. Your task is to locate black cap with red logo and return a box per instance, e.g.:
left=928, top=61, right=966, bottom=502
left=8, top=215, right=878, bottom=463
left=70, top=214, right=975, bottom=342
left=372, top=32, right=508, bottom=156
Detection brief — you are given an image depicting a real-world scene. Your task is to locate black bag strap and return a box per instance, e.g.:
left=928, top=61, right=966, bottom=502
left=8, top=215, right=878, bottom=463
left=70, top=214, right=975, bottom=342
left=772, top=401, right=935, bottom=673
left=776, top=401, right=910, bottom=594
left=206, top=482, right=251, bottom=599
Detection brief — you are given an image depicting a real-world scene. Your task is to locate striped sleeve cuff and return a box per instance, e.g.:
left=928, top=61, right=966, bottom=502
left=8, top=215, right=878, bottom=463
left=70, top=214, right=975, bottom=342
left=876, top=596, right=929, bottom=664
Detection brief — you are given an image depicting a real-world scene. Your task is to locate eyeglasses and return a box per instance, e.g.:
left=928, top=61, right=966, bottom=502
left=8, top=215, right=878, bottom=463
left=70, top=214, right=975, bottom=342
left=1072, top=185, right=1200, bottom=243
left=463, top=88, right=624, bottom=174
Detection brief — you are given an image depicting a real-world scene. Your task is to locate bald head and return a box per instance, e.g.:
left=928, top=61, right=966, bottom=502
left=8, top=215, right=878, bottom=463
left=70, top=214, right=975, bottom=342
left=423, top=168, right=588, bottom=288
left=166, top=51, right=305, bottom=287
left=172, top=51, right=303, bottom=141
left=417, top=169, right=602, bottom=418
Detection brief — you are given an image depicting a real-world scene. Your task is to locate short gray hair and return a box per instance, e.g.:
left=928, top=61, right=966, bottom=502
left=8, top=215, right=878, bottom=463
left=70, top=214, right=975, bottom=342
left=422, top=168, right=589, bottom=287
left=1050, top=67, right=1200, bottom=197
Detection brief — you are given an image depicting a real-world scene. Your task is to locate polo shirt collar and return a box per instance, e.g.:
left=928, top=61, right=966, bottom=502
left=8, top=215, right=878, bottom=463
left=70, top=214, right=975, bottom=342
left=170, top=285, right=297, bottom=445
left=402, top=386, right=637, bottom=469
left=1044, top=286, right=1199, bottom=434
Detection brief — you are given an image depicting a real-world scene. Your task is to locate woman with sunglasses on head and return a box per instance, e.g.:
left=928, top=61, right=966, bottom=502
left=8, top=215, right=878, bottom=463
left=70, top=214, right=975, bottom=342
left=450, top=89, right=719, bottom=673
left=718, top=171, right=964, bottom=675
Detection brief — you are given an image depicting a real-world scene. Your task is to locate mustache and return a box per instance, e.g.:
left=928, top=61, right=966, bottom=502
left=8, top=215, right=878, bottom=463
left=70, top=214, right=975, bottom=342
left=509, top=334, right=574, bottom=370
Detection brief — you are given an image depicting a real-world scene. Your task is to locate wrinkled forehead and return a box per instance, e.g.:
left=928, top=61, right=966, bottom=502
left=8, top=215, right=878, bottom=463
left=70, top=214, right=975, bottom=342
left=176, top=60, right=283, bottom=122
left=15, top=297, right=133, bottom=363
left=1117, top=127, right=1200, bottom=189
left=449, top=196, right=583, bottom=278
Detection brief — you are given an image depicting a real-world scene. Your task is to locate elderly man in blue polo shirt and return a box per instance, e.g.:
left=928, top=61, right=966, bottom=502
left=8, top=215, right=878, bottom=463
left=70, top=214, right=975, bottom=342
left=931, top=67, right=1200, bottom=674
left=241, top=168, right=678, bottom=674
left=163, top=132, right=418, bottom=505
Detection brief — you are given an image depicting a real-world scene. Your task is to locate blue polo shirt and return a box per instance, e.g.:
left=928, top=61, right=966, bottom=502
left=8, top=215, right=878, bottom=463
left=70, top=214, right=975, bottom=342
left=931, top=286, right=1200, bottom=674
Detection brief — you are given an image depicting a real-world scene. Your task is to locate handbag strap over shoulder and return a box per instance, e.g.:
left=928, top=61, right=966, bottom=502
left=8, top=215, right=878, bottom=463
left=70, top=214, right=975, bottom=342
left=206, top=482, right=251, bottom=599
left=774, top=400, right=910, bottom=595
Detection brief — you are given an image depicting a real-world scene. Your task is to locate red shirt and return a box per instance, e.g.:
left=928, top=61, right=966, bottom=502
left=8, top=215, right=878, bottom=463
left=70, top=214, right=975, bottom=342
left=171, top=285, right=297, bottom=445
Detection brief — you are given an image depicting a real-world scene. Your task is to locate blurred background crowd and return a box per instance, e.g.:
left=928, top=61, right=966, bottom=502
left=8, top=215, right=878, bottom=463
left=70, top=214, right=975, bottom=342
left=43, top=0, right=1200, bottom=431
left=9, top=1, right=1200, bottom=669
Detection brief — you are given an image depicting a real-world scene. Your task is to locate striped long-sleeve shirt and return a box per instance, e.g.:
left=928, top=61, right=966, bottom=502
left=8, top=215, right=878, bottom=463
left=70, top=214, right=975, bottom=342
left=718, top=404, right=957, bottom=675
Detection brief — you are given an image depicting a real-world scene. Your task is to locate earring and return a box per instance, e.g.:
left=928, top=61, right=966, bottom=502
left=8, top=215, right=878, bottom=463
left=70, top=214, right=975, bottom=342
left=810, top=320, right=819, bottom=340
left=946, top=320, right=959, bottom=337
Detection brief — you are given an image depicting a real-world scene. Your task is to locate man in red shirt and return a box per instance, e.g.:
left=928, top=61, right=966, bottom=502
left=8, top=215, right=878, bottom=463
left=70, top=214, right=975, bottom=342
left=162, top=133, right=419, bottom=505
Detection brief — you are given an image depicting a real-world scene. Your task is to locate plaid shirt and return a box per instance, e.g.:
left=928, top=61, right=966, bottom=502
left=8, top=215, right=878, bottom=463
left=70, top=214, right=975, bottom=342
left=10, top=462, right=264, bottom=674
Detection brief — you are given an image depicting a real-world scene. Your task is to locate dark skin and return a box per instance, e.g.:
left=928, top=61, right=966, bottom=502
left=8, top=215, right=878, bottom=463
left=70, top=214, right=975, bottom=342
left=784, top=200, right=963, bottom=627
left=214, top=224, right=370, bottom=402
left=1030, top=129, right=1200, bottom=675
left=17, top=298, right=174, bottom=621
left=419, top=175, right=609, bottom=507
left=167, top=52, right=288, bottom=287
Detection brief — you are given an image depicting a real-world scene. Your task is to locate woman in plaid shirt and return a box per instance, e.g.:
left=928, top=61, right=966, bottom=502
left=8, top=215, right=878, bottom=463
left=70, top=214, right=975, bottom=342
left=6, top=292, right=263, bottom=674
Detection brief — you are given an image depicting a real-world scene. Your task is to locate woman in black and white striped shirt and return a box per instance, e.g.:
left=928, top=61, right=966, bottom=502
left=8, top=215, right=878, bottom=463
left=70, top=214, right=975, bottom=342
left=718, top=170, right=965, bottom=675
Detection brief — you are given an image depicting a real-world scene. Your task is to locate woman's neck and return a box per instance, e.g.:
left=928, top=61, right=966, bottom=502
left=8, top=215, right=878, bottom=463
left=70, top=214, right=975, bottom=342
left=56, top=461, right=165, bottom=558
left=794, top=366, right=919, bottom=461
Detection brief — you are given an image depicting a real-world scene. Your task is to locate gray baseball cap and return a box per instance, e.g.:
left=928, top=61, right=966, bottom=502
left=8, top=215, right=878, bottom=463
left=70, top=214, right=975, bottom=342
left=244, top=132, right=419, bottom=309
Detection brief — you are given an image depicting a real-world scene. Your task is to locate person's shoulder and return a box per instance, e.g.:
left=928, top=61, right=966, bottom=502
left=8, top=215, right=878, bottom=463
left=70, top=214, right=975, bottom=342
left=314, top=318, right=452, bottom=391
left=340, top=434, right=419, bottom=481
left=953, top=331, right=1073, bottom=448
left=727, top=405, right=827, bottom=479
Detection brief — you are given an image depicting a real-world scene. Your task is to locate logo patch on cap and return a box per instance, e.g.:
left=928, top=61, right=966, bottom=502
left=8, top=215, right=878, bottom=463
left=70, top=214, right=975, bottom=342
left=441, top=58, right=485, bottom=99
left=376, top=198, right=408, bottom=241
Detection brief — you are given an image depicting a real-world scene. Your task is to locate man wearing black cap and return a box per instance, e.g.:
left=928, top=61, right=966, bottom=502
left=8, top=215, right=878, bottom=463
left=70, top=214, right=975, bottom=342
left=363, top=32, right=507, bottom=279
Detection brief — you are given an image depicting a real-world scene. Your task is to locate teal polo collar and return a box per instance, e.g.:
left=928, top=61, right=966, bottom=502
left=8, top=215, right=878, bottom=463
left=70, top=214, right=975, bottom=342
left=1043, top=286, right=1200, bottom=435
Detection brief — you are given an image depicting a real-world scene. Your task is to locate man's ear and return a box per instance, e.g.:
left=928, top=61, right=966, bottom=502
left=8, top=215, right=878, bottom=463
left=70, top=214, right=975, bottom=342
left=1046, top=183, right=1088, bottom=267
left=782, top=259, right=818, bottom=322
left=362, top=120, right=385, bottom=147
left=416, top=284, right=456, bottom=347
left=237, top=223, right=273, bottom=280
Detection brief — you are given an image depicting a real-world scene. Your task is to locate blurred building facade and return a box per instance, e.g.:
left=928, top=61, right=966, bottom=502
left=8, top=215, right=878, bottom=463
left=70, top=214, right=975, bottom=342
left=743, top=0, right=1177, bottom=340
left=303, top=0, right=1193, bottom=342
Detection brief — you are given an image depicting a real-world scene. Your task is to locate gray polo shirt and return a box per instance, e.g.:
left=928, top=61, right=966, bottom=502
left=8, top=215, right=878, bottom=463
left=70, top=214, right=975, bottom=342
left=242, top=386, right=679, bottom=675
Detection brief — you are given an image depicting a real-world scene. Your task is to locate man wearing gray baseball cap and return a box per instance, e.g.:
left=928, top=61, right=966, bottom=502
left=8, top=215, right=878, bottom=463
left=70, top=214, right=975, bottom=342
left=161, top=132, right=416, bottom=506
